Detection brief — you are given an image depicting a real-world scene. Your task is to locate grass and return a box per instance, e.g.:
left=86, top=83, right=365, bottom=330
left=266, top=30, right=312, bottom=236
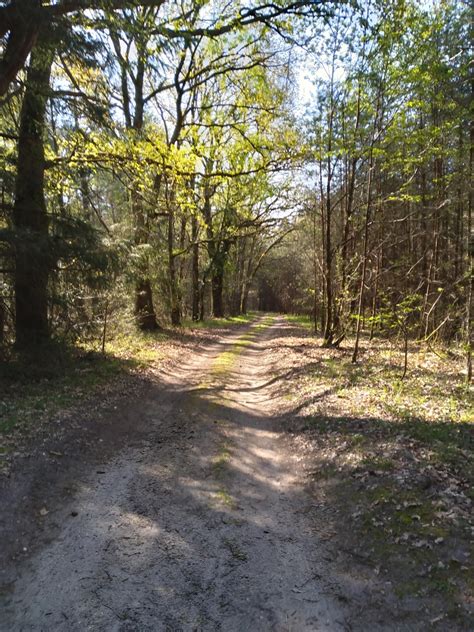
left=302, top=413, right=473, bottom=621
left=211, top=343, right=250, bottom=376
left=296, top=341, right=472, bottom=427
left=210, top=315, right=274, bottom=378
left=212, top=443, right=232, bottom=477
left=347, top=480, right=471, bottom=606
left=359, top=455, right=395, bottom=471
left=216, top=489, right=237, bottom=509
left=281, top=317, right=473, bottom=623
left=103, top=331, right=168, bottom=366
left=182, top=312, right=257, bottom=329
left=285, top=313, right=314, bottom=330
left=0, top=330, right=168, bottom=440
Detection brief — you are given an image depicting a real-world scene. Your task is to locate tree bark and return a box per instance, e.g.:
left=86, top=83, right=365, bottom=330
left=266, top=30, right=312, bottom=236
left=211, top=249, right=228, bottom=318
left=167, top=206, right=181, bottom=326
left=133, top=188, right=159, bottom=330
left=13, top=33, right=54, bottom=347
left=466, top=75, right=473, bottom=382
left=191, top=215, right=200, bottom=321
left=352, top=153, right=375, bottom=363
left=212, top=273, right=224, bottom=318
left=135, top=279, right=159, bottom=330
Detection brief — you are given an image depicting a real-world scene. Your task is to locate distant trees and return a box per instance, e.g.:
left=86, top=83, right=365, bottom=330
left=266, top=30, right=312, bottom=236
left=258, top=0, right=472, bottom=375
left=0, top=0, right=318, bottom=347
left=0, top=0, right=470, bottom=380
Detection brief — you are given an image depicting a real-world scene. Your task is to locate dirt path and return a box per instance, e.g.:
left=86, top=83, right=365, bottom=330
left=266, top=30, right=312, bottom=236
left=1, top=316, right=349, bottom=631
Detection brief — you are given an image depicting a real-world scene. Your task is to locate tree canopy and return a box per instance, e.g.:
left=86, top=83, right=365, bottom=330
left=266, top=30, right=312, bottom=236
left=0, top=0, right=471, bottom=377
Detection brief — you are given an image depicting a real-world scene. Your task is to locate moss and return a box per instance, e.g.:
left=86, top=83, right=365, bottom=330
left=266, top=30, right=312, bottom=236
left=223, top=537, right=248, bottom=561
left=215, top=489, right=236, bottom=509
left=348, top=433, right=367, bottom=447
left=360, top=456, right=395, bottom=471
left=212, top=443, right=232, bottom=477
left=367, top=485, right=397, bottom=503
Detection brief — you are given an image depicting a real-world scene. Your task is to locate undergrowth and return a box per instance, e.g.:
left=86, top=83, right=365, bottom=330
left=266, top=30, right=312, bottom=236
left=283, top=316, right=473, bottom=625
left=0, top=331, right=167, bottom=440
left=182, top=312, right=257, bottom=329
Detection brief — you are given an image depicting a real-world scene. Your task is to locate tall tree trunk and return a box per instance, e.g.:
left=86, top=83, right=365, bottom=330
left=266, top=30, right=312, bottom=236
left=240, top=236, right=256, bottom=315
left=133, top=190, right=159, bottom=330
left=13, top=33, right=54, bottom=347
left=112, top=26, right=159, bottom=331
left=241, top=287, right=250, bottom=315
left=211, top=241, right=231, bottom=318
left=199, top=281, right=206, bottom=322
left=352, top=155, right=375, bottom=363
left=167, top=206, right=181, bottom=326
left=211, top=252, right=226, bottom=318
left=312, top=199, right=319, bottom=334
left=191, top=215, right=200, bottom=321
left=318, top=161, right=328, bottom=338
left=0, top=297, right=5, bottom=346
left=135, top=279, right=158, bottom=330
left=211, top=273, right=224, bottom=318
left=323, top=152, right=334, bottom=346
left=466, top=77, right=473, bottom=382
left=369, top=244, right=381, bottom=340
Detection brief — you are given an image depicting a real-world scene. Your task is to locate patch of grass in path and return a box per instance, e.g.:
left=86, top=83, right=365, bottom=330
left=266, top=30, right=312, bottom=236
left=212, top=442, right=232, bottom=477
left=210, top=315, right=274, bottom=378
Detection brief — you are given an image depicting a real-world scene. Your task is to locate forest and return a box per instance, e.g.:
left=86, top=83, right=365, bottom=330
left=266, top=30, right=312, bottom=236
left=0, top=1, right=473, bottom=630
left=0, top=0, right=470, bottom=369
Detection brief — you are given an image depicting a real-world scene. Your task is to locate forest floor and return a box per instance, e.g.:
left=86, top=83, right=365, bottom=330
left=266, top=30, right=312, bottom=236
left=0, top=314, right=472, bottom=630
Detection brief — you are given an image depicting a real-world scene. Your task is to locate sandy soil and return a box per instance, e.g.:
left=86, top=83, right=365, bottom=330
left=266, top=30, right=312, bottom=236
left=1, top=317, right=351, bottom=631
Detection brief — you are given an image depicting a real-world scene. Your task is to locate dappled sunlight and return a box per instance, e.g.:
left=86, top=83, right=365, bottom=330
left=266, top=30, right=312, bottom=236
left=3, top=315, right=471, bottom=630
left=1, top=0, right=470, bottom=627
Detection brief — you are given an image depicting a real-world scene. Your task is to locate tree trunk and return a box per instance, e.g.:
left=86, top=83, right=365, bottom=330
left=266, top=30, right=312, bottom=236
left=369, top=245, right=381, bottom=340
left=0, top=297, right=5, bottom=346
left=13, top=33, right=54, bottom=347
left=133, top=188, right=159, bottom=330
left=340, top=86, right=361, bottom=332
left=312, top=199, right=319, bottom=334
left=322, top=162, right=333, bottom=346
left=211, top=240, right=231, bottom=318
left=352, top=153, right=375, bottom=363
left=135, top=279, right=158, bottom=330
left=466, top=77, right=473, bottom=382
left=167, top=208, right=181, bottom=326
left=191, top=215, right=200, bottom=321
left=113, top=27, right=159, bottom=331
left=241, top=288, right=249, bottom=315
left=212, top=268, right=225, bottom=318
left=199, top=281, right=206, bottom=322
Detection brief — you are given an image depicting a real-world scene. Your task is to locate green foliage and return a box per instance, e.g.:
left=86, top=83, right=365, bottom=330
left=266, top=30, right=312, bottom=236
left=366, top=294, right=423, bottom=336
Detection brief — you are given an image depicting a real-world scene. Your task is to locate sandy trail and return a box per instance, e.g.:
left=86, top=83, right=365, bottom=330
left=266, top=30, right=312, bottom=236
left=2, top=316, right=347, bottom=631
